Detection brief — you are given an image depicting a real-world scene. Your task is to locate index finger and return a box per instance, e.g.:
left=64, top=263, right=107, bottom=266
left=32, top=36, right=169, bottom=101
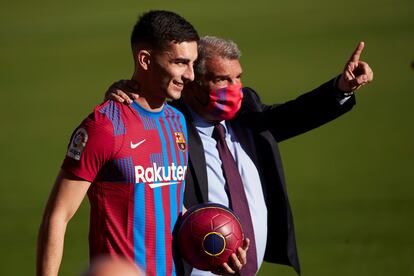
left=349, top=41, right=365, bottom=62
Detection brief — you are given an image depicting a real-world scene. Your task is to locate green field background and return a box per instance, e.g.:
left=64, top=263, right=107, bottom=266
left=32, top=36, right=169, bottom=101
left=1, top=0, right=413, bottom=275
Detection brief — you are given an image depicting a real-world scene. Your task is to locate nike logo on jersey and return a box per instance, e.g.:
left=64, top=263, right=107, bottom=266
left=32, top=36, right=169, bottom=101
left=130, top=139, right=146, bottom=149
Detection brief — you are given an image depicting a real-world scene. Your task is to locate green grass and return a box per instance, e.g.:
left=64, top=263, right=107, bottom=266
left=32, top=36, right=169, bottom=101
left=1, top=0, right=413, bottom=275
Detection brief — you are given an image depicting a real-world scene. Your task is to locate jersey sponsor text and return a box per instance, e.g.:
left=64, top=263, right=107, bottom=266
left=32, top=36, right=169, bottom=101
left=135, top=162, right=187, bottom=188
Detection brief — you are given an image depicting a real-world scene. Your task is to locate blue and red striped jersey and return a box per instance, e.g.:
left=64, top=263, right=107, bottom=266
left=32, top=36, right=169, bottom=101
left=62, top=100, right=188, bottom=276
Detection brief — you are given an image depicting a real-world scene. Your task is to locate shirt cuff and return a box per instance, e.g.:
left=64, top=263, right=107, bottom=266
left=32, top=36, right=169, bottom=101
left=333, top=75, right=354, bottom=105
left=337, top=95, right=352, bottom=105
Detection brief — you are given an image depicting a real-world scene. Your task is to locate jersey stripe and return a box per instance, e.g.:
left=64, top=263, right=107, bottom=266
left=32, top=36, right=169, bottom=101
left=166, top=107, right=187, bottom=214
left=162, top=108, right=180, bottom=228
left=162, top=184, right=173, bottom=276
left=134, top=183, right=146, bottom=271
left=164, top=107, right=183, bottom=276
left=145, top=184, right=156, bottom=275
left=154, top=187, right=167, bottom=275
left=161, top=110, right=180, bottom=276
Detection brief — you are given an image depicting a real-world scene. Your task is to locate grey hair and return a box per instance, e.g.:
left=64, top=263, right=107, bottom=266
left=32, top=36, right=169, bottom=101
left=194, top=35, right=241, bottom=77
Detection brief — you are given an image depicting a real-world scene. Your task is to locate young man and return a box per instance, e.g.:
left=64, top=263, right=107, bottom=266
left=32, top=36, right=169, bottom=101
left=107, top=36, right=373, bottom=275
left=37, top=10, right=200, bottom=276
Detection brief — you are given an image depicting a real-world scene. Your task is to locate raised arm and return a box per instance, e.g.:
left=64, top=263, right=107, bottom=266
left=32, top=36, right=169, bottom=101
left=37, top=170, right=91, bottom=276
left=240, top=42, right=374, bottom=142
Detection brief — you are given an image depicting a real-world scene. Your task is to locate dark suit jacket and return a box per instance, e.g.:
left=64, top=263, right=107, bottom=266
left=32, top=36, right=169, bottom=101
left=170, top=78, right=356, bottom=275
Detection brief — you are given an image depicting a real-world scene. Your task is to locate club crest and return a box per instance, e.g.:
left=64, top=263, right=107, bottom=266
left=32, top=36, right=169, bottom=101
left=175, top=132, right=186, bottom=151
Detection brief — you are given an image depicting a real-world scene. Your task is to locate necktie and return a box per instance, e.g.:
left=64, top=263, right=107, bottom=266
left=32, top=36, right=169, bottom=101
left=212, top=123, right=258, bottom=275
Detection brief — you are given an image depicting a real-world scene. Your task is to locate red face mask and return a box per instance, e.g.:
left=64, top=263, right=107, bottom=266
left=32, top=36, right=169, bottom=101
left=205, top=83, right=243, bottom=121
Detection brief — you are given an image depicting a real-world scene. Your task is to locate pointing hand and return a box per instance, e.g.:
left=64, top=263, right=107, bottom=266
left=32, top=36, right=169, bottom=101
left=337, top=42, right=373, bottom=92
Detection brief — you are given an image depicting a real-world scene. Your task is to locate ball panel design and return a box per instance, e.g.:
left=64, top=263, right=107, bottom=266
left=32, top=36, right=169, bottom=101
left=178, top=203, right=244, bottom=271
left=202, top=232, right=226, bottom=256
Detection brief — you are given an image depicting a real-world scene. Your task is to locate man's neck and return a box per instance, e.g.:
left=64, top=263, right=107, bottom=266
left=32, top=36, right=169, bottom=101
left=134, top=96, right=165, bottom=113
left=130, top=75, right=165, bottom=112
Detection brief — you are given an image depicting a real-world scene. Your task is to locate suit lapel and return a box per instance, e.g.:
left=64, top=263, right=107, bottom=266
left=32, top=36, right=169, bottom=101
left=186, top=120, right=209, bottom=202
left=171, top=100, right=209, bottom=202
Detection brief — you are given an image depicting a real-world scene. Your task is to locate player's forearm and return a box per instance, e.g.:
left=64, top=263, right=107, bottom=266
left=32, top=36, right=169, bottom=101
left=37, top=214, right=68, bottom=276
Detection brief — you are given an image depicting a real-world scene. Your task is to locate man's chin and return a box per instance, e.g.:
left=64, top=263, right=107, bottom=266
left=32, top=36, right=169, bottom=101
left=167, top=90, right=183, bottom=101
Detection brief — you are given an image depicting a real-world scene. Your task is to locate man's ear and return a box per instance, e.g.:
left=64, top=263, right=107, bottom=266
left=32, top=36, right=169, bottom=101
left=136, top=49, right=151, bottom=70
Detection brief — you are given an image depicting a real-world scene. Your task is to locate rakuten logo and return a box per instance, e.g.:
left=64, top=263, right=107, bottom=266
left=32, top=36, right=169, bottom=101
left=134, top=163, right=187, bottom=188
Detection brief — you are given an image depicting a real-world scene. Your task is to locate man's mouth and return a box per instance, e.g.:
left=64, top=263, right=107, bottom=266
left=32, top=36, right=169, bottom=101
left=172, top=80, right=184, bottom=89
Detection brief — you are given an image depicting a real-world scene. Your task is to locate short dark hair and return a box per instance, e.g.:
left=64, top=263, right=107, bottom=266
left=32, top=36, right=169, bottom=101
left=131, top=10, right=199, bottom=51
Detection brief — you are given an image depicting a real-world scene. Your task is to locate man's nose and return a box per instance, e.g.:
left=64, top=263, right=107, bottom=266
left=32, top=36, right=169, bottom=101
left=182, top=65, right=195, bottom=82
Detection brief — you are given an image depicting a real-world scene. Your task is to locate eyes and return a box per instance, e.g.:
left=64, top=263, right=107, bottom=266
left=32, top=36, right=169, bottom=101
left=172, top=59, right=192, bottom=67
left=212, top=74, right=242, bottom=85
left=175, top=61, right=187, bottom=66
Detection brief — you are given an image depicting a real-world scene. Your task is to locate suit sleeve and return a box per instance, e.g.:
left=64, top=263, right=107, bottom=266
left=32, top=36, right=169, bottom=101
left=240, top=77, right=356, bottom=142
left=61, top=108, right=115, bottom=182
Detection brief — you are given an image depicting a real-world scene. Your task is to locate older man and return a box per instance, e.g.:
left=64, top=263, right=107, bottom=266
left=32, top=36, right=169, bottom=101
left=107, top=36, right=373, bottom=275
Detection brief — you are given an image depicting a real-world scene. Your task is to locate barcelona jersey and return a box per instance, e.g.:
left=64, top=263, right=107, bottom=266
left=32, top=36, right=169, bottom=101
left=62, top=100, right=188, bottom=276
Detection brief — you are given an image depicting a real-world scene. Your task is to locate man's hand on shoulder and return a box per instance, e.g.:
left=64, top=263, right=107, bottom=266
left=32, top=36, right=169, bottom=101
left=104, top=80, right=140, bottom=104
left=337, top=42, right=374, bottom=93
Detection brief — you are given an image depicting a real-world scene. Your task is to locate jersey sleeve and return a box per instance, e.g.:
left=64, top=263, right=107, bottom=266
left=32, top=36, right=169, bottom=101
left=61, top=105, right=115, bottom=182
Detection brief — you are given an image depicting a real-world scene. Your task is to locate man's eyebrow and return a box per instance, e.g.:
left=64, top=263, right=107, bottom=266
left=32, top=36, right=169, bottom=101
left=211, top=74, right=230, bottom=79
left=171, top=57, right=190, bottom=63
left=212, top=72, right=243, bottom=79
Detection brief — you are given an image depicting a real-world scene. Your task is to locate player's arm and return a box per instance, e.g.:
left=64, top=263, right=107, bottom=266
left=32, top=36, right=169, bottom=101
left=37, top=169, right=91, bottom=276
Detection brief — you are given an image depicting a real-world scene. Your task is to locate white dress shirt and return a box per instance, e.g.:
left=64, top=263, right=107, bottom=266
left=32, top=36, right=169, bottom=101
left=188, top=109, right=268, bottom=276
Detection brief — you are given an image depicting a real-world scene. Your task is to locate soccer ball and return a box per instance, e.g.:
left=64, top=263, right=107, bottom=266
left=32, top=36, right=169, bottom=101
left=177, top=203, right=244, bottom=271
